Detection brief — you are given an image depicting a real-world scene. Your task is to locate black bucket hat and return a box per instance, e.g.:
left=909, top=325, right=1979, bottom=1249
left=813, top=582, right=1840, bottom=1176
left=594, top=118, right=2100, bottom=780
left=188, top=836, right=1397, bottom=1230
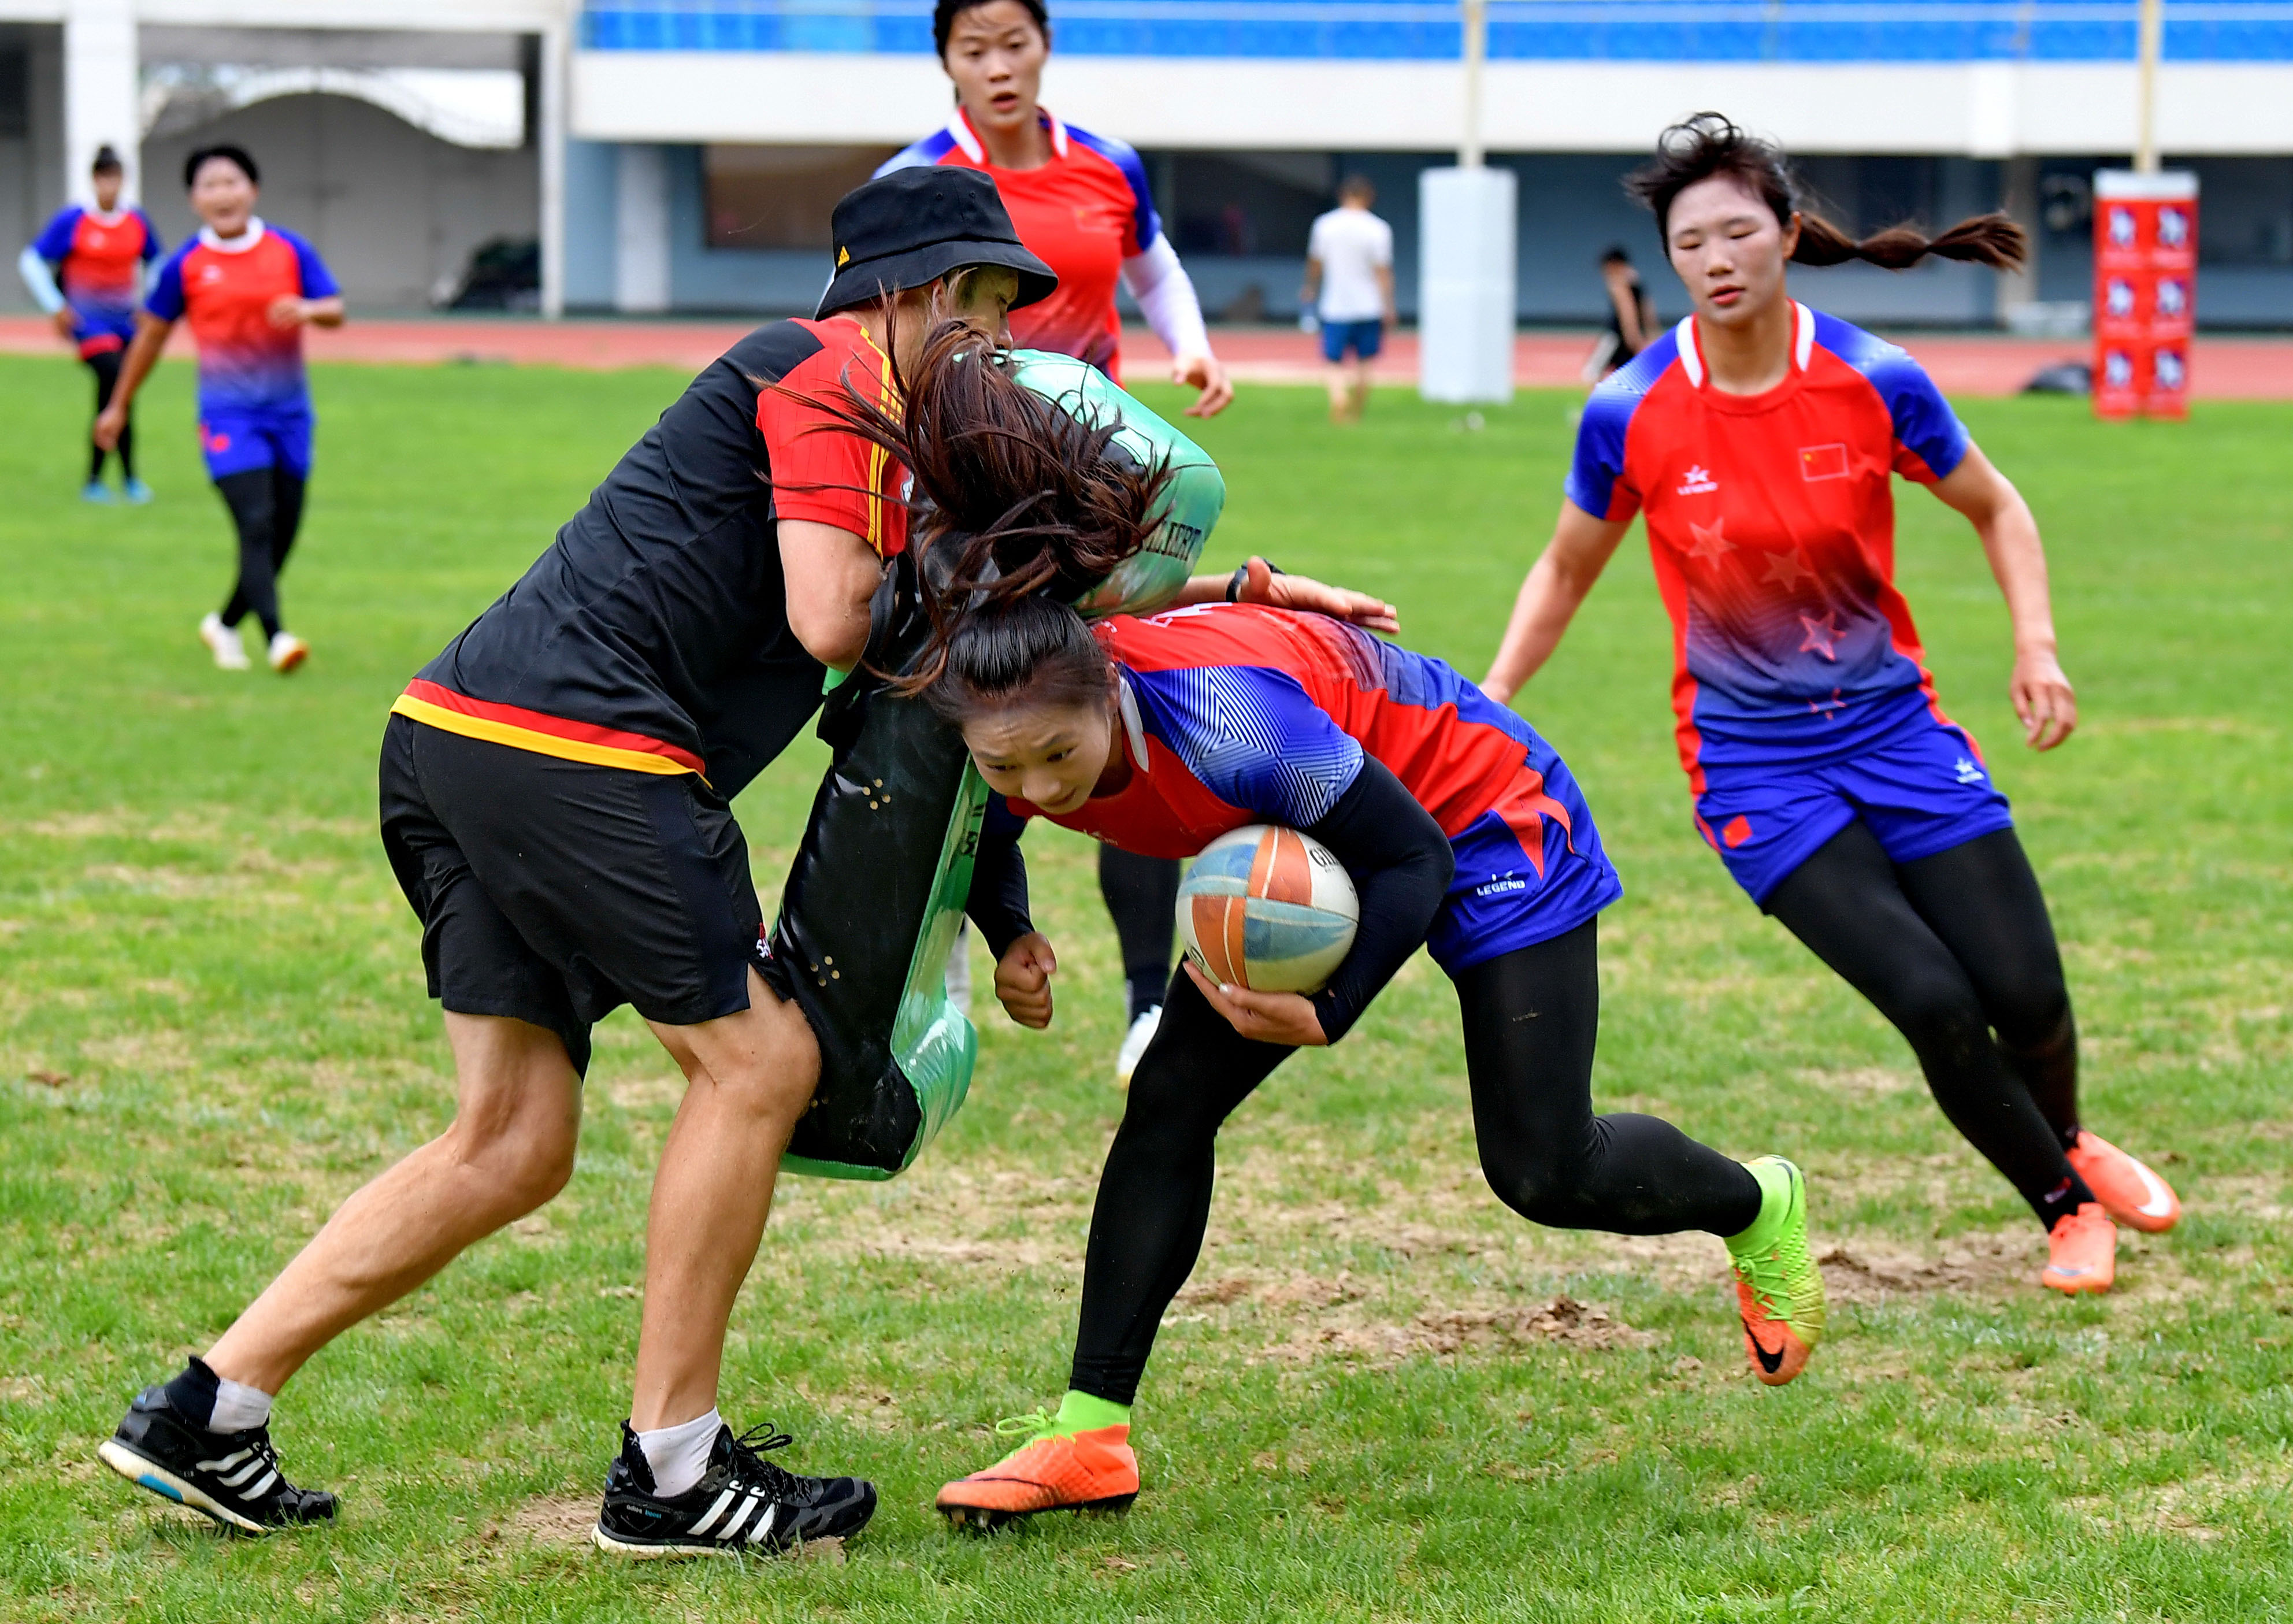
left=815, top=166, right=1056, bottom=319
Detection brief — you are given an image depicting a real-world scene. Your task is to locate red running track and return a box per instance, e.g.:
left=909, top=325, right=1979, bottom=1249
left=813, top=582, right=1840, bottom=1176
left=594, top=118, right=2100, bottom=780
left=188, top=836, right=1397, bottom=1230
left=3, top=315, right=2287, bottom=399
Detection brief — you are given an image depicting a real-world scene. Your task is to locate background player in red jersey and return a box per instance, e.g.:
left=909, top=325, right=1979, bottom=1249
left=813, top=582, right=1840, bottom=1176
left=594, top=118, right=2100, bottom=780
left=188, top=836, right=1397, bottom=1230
left=1482, top=116, right=2181, bottom=1298
left=96, top=145, right=343, bottom=676
left=884, top=0, right=1249, bottom=1077
left=909, top=592, right=1827, bottom=1527
left=17, top=146, right=162, bottom=503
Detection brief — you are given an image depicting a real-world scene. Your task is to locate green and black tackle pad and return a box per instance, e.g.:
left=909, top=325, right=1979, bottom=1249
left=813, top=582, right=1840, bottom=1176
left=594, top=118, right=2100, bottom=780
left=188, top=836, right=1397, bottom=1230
left=770, top=351, right=1225, bottom=1179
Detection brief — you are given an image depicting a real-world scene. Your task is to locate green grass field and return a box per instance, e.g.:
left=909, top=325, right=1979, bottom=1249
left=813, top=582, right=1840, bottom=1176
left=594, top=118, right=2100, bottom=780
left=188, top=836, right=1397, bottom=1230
left=1, top=349, right=2288, bottom=1622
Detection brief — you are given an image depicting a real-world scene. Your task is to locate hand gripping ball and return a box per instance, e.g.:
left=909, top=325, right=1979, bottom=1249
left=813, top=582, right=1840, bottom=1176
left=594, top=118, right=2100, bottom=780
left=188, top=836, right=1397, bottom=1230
left=1176, top=825, right=1360, bottom=995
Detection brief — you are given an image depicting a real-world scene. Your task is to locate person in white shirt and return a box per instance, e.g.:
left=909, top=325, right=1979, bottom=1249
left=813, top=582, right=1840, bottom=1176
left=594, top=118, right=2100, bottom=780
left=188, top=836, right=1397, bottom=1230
left=1301, top=177, right=1396, bottom=422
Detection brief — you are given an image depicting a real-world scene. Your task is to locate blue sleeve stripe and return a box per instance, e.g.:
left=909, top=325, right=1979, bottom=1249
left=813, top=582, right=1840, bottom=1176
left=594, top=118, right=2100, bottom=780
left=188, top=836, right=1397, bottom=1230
left=280, top=230, right=342, bottom=300
left=875, top=132, right=954, bottom=176
left=32, top=206, right=81, bottom=263
left=145, top=242, right=194, bottom=320
left=1066, top=122, right=1162, bottom=248
left=1809, top=308, right=1969, bottom=480
left=1564, top=332, right=1669, bottom=517
left=1129, top=662, right=1364, bottom=827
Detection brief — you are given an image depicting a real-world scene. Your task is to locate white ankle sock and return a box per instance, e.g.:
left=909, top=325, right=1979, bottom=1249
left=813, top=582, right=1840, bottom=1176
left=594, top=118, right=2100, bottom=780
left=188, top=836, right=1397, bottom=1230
left=636, top=1408, right=723, bottom=1499
left=209, top=1377, right=274, bottom=1433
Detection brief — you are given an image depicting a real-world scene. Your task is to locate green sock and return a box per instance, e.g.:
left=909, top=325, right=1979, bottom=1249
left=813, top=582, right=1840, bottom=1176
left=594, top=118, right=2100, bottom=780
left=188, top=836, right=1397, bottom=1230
left=1051, top=1389, right=1131, bottom=1436
left=1725, top=1158, right=1794, bottom=1254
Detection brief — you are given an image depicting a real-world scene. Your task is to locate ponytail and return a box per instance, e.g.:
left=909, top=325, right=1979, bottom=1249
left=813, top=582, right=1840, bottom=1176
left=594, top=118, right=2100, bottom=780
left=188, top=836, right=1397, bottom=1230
left=778, top=314, right=1169, bottom=689
left=1628, top=113, right=2027, bottom=275
left=1790, top=210, right=2027, bottom=272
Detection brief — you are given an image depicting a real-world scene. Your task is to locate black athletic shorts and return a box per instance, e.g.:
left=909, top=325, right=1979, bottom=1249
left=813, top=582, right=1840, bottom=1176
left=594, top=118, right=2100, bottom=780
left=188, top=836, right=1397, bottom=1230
left=378, top=714, right=767, bottom=1076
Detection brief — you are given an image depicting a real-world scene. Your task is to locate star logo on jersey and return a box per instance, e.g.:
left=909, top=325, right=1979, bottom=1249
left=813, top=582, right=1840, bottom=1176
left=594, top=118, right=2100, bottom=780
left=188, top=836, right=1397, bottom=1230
left=1687, top=517, right=1733, bottom=565
left=1676, top=465, right=1718, bottom=495
left=1762, top=547, right=1810, bottom=589
left=1797, top=611, right=1841, bottom=660
left=1806, top=687, right=1845, bottom=722
left=199, top=264, right=223, bottom=283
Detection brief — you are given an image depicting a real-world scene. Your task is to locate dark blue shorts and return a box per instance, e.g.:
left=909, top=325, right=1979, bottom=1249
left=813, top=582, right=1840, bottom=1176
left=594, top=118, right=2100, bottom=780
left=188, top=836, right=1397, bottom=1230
left=199, top=405, right=313, bottom=481
left=1320, top=317, right=1383, bottom=363
left=1694, top=709, right=2015, bottom=906
left=1426, top=763, right=1623, bottom=976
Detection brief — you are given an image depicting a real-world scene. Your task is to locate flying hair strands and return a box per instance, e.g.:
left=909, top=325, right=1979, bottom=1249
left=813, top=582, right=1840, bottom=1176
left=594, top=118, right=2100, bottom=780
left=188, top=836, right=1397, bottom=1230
left=1627, top=113, right=2028, bottom=273
left=776, top=310, right=1171, bottom=690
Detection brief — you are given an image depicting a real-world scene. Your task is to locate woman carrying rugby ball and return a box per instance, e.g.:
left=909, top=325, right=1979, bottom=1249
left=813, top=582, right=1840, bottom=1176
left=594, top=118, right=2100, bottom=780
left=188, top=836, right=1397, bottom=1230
left=902, top=578, right=1826, bottom=1527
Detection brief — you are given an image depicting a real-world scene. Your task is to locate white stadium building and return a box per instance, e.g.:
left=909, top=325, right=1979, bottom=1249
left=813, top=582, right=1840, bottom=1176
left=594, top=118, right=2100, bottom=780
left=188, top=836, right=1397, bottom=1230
left=3, top=0, right=2290, bottom=326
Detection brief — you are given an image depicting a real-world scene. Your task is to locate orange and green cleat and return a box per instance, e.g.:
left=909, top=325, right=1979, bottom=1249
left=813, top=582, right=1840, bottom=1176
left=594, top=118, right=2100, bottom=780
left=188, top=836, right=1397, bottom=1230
left=936, top=1412, right=1139, bottom=1532
left=1725, top=1156, right=1826, bottom=1386
left=2041, top=1201, right=2116, bottom=1294
left=2066, top=1130, right=2180, bottom=1234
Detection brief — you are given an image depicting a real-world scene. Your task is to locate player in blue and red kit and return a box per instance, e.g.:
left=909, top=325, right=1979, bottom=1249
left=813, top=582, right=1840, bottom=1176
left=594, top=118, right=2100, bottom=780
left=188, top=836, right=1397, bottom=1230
left=1484, top=116, right=2180, bottom=1297
left=882, top=0, right=1261, bottom=1082
left=923, top=596, right=1828, bottom=1526
left=17, top=146, right=162, bottom=502
left=96, top=144, right=342, bottom=674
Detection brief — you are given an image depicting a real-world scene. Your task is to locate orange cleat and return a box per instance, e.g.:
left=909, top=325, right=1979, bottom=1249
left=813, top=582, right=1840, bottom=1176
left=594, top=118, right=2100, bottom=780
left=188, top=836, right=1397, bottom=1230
left=2041, top=1202, right=2116, bottom=1295
left=936, top=1420, right=1139, bottom=1532
left=2066, top=1130, right=2180, bottom=1233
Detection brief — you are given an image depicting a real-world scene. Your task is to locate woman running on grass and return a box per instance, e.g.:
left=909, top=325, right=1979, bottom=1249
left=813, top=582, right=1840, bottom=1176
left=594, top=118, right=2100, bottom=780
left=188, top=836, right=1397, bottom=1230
left=17, top=144, right=162, bottom=503
left=896, top=586, right=1827, bottom=1529
left=95, top=144, right=343, bottom=675
left=1482, top=114, right=2180, bottom=1298
left=881, top=0, right=1274, bottom=1086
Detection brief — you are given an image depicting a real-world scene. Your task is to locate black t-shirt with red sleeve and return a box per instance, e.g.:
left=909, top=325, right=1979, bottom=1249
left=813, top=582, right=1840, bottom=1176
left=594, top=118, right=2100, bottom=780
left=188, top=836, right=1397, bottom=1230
left=400, top=317, right=908, bottom=799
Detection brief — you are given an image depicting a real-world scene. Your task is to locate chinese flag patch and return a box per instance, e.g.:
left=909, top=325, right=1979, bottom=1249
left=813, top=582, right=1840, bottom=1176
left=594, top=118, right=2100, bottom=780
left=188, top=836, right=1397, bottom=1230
left=1799, top=443, right=1849, bottom=481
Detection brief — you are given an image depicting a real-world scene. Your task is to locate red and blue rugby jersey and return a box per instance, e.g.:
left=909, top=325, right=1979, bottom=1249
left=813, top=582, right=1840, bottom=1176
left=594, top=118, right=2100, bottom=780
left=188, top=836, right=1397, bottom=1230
left=1001, top=604, right=1581, bottom=876
left=31, top=205, right=161, bottom=357
left=878, top=109, right=1159, bottom=379
left=1566, top=303, right=1972, bottom=789
left=146, top=220, right=339, bottom=414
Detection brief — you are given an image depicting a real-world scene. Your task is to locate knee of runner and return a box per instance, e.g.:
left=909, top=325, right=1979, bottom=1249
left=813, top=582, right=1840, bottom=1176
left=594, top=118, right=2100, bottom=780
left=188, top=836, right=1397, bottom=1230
left=1887, top=967, right=1993, bottom=1059
left=1481, top=1152, right=1588, bottom=1229
left=449, top=1111, right=577, bottom=1211
left=1986, top=968, right=2073, bottom=1053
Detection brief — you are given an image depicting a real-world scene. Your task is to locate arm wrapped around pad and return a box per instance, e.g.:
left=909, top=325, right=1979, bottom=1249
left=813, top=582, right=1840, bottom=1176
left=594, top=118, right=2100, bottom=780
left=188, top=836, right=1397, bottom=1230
left=768, top=355, right=1226, bottom=1180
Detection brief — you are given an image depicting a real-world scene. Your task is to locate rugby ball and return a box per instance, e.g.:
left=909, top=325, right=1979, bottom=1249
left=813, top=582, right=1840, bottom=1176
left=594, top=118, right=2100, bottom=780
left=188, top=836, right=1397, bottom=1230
left=1177, top=825, right=1360, bottom=995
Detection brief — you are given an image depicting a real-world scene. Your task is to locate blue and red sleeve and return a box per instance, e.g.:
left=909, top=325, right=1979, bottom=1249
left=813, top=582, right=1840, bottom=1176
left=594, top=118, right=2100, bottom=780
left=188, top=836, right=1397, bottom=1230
left=135, top=209, right=163, bottom=262
left=1067, top=124, right=1162, bottom=255
left=279, top=229, right=341, bottom=299
left=144, top=242, right=194, bottom=321
left=874, top=131, right=959, bottom=177
left=1810, top=310, right=1969, bottom=483
left=31, top=206, right=82, bottom=264
left=1126, top=663, right=1364, bottom=826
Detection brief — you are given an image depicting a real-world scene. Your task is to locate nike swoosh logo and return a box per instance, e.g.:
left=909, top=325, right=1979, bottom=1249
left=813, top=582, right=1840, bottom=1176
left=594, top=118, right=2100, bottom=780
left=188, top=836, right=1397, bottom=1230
left=2046, top=1263, right=2093, bottom=1278
left=2133, top=1162, right=2175, bottom=1218
left=1742, top=1320, right=1786, bottom=1373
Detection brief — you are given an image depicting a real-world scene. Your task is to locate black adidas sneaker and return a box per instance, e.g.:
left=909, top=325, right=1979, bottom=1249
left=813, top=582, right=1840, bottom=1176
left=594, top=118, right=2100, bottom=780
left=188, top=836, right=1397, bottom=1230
left=592, top=1421, right=876, bottom=1557
left=99, top=1385, right=337, bottom=1534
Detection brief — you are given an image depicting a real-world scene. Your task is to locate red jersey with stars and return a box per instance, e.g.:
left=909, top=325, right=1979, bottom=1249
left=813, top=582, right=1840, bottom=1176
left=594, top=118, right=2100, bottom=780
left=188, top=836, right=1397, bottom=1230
left=146, top=220, right=339, bottom=414
left=31, top=205, right=161, bottom=357
left=879, top=109, right=1160, bottom=379
left=1565, top=303, right=1974, bottom=790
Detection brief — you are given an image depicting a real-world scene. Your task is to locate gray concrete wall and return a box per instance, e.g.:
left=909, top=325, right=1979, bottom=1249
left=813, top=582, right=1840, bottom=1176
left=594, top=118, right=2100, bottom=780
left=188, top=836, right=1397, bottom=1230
left=0, top=25, right=68, bottom=315
left=142, top=92, right=538, bottom=310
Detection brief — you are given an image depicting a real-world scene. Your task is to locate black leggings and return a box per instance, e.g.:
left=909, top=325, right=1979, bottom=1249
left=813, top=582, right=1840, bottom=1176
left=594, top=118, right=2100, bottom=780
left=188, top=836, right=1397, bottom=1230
left=1067, top=919, right=1761, bottom=1406
left=86, top=350, right=133, bottom=483
left=214, top=465, right=307, bottom=644
left=1763, top=824, right=2088, bottom=1229
left=1099, top=846, right=1181, bottom=1024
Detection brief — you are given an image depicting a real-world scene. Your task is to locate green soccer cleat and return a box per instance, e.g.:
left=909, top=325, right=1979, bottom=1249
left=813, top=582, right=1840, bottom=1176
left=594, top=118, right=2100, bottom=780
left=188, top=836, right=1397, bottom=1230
left=1725, top=1156, right=1826, bottom=1386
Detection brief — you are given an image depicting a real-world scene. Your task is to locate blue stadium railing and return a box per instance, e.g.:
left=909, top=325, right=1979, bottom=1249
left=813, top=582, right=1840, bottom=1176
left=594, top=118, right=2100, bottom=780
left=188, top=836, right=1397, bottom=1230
left=581, top=1, right=2293, bottom=63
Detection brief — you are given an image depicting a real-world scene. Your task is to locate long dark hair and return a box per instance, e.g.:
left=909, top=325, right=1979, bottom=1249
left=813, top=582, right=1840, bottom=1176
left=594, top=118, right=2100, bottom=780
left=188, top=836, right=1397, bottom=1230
left=791, top=314, right=1168, bottom=688
left=921, top=591, right=1112, bottom=729
left=1627, top=114, right=2026, bottom=272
